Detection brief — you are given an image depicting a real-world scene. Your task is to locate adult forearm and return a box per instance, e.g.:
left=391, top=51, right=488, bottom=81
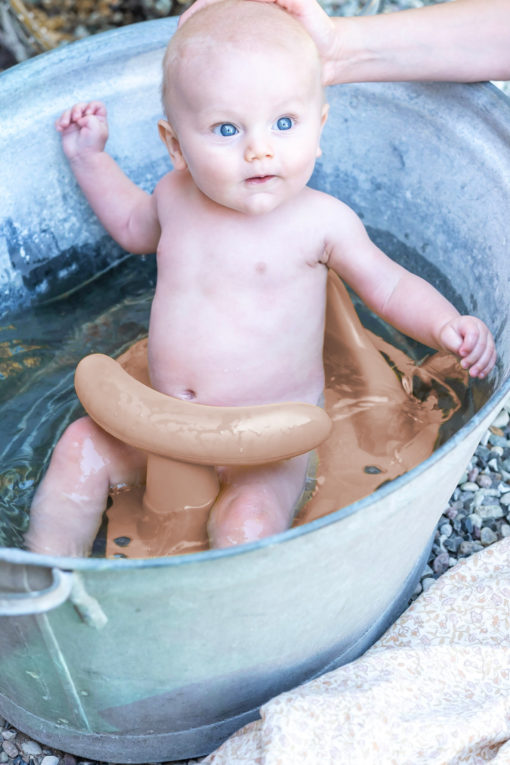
left=329, top=0, right=510, bottom=85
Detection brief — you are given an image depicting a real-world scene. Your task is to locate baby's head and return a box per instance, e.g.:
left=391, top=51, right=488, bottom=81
left=158, top=0, right=328, bottom=215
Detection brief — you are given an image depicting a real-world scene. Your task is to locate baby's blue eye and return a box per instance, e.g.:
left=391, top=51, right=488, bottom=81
left=276, top=117, right=293, bottom=131
left=214, top=123, right=238, bottom=137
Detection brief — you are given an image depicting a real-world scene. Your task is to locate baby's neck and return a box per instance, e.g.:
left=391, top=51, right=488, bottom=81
left=181, top=168, right=308, bottom=222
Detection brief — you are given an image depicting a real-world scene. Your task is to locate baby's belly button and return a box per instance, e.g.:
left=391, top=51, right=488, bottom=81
left=175, top=388, right=197, bottom=401
left=155, top=381, right=198, bottom=401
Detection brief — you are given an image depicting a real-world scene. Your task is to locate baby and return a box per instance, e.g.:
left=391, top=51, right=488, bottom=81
left=25, top=0, right=496, bottom=557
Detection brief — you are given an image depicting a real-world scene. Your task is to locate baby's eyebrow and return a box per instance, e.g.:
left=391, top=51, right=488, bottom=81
left=201, top=109, right=241, bottom=123
left=273, top=97, right=310, bottom=113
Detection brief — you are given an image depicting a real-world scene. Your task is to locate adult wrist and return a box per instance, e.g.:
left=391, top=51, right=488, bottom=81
left=323, top=15, right=385, bottom=86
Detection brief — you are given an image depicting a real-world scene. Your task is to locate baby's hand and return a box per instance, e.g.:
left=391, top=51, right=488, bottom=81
left=55, top=101, right=108, bottom=161
left=438, top=316, right=496, bottom=379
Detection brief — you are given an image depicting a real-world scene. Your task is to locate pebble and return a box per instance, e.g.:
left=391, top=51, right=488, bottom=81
left=488, top=434, right=510, bottom=449
left=460, top=481, right=478, bottom=492
left=477, top=505, right=504, bottom=521
left=459, top=540, right=484, bottom=556
left=477, top=474, right=493, bottom=489
left=20, top=741, right=42, bottom=757
left=444, top=501, right=461, bottom=519
left=475, top=446, right=491, bottom=462
left=480, top=527, right=498, bottom=546
left=432, top=551, right=450, bottom=575
left=1, top=743, right=18, bottom=760
left=442, top=534, right=462, bottom=553
left=462, top=514, right=482, bottom=534
left=40, top=758, right=59, bottom=765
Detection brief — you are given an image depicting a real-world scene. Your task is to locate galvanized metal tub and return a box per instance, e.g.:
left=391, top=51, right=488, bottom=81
left=1, top=18, right=509, bottom=763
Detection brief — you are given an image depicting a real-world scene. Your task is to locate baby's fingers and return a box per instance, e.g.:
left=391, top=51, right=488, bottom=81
left=463, top=336, right=496, bottom=378
left=469, top=345, right=497, bottom=379
left=457, top=325, right=482, bottom=364
left=458, top=324, right=496, bottom=378
left=82, top=101, right=107, bottom=119
left=440, top=317, right=496, bottom=379
left=437, top=323, right=463, bottom=355
left=55, top=101, right=106, bottom=131
left=55, top=107, right=75, bottom=131
left=55, top=103, right=88, bottom=131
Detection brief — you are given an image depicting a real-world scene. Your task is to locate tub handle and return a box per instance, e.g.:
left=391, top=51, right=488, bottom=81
left=0, top=568, right=73, bottom=615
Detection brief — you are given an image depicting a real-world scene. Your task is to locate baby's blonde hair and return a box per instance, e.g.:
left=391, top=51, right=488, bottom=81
left=161, top=0, right=321, bottom=120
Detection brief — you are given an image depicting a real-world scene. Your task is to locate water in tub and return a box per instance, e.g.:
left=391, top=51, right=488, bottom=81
left=0, top=236, right=489, bottom=557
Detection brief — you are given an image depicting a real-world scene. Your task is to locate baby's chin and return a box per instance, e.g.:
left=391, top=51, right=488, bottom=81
left=213, top=192, right=294, bottom=217
left=238, top=198, right=284, bottom=216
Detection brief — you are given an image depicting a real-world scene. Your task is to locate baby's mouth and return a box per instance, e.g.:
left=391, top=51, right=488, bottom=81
left=245, top=174, right=276, bottom=185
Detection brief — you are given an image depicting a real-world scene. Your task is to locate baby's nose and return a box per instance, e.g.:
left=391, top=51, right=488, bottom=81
left=244, top=133, right=274, bottom=162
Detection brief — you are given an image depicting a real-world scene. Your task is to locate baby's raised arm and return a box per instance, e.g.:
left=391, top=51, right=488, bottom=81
left=56, top=101, right=160, bottom=254
left=324, top=200, right=496, bottom=379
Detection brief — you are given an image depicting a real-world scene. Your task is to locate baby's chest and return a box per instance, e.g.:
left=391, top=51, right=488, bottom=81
left=157, top=225, right=325, bottom=287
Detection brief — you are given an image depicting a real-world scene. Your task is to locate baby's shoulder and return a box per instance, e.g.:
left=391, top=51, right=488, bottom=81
left=153, top=170, right=193, bottom=220
left=154, top=169, right=183, bottom=199
left=302, top=186, right=357, bottom=217
left=302, top=187, right=367, bottom=237
left=298, top=186, right=357, bottom=224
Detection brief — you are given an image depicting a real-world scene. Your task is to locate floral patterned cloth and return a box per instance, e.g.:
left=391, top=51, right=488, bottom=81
left=204, top=538, right=510, bottom=764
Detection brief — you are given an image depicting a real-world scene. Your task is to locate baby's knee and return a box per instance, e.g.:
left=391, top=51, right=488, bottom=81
left=208, top=484, right=287, bottom=548
left=54, top=416, right=147, bottom=489
left=62, top=416, right=97, bottom=443
left=51, top=416, right=105, bottom=469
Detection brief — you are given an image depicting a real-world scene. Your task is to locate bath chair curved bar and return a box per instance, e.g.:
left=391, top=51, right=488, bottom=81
left=75, top=353, right=332, bottom=550
left=75, top=353, right=332, bottom=465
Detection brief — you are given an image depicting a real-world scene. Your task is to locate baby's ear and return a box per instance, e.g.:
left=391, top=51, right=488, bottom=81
left=316, top=102, right=329, bottom=159
left=158, top=119, right=187, bottom=171
left=321, top=102, right=330, bottom=127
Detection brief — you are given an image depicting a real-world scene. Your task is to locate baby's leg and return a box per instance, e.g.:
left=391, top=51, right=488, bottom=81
left=25, top=416, right=146, bottom=557
left=208, top=453, right=310, bottom=548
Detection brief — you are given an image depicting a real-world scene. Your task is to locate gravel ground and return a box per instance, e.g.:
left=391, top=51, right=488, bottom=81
left=1, top=0, right=510, bottom=763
